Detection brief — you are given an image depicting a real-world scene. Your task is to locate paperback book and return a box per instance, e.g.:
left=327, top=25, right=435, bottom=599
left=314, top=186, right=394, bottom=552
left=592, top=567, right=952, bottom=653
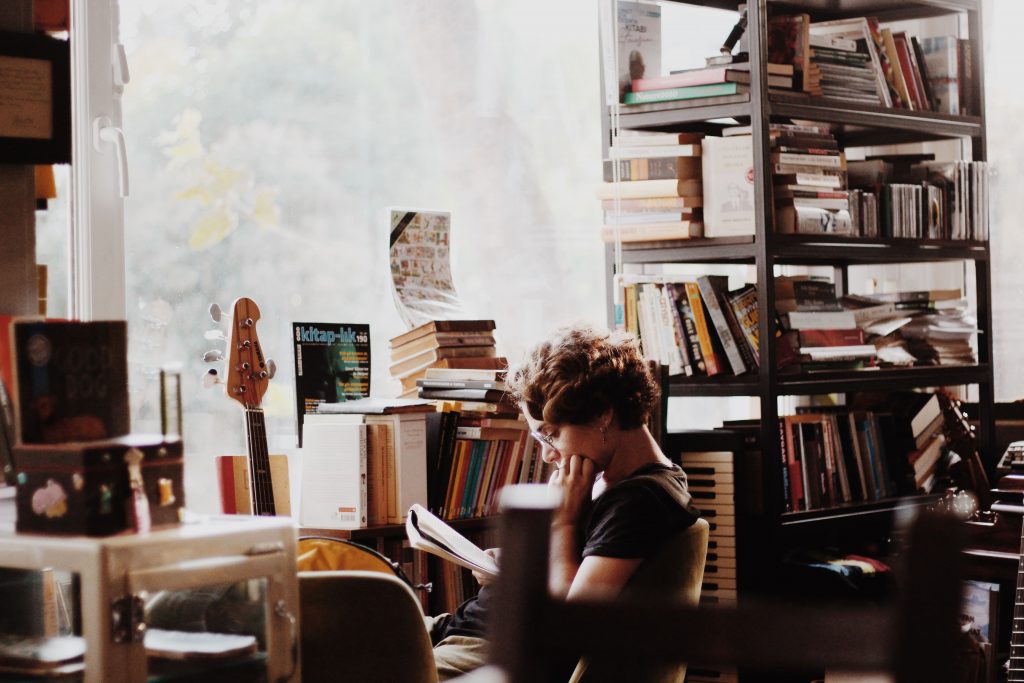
left=405, top=503, right=499, bottom=580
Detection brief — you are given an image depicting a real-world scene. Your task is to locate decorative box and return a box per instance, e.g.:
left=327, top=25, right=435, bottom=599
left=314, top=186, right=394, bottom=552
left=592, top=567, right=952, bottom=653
left=13, top=435, right=185, bottom=536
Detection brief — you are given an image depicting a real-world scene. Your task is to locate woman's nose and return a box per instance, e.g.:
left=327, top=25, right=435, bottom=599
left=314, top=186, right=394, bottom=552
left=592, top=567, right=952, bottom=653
left=540, top=444, right=559, bottom=463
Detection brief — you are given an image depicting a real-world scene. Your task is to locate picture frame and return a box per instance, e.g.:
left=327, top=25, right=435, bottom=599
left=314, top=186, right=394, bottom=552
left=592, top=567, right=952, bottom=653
left=0, top=30, right=71, bottom=164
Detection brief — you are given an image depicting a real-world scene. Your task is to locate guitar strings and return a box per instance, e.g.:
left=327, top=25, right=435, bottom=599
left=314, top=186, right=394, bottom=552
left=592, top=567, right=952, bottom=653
left=246, top=408, right=275, bottom=515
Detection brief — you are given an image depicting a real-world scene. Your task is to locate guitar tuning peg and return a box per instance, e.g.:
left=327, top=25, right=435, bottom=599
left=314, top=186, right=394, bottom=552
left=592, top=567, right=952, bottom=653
left=202, top=368, right=223, bottom=389
left=209, top=303, right=223, bottom=323
left=203, top=349, right=225, bottom=363
left=204, top=329, right=228, bottom=342
left=266, top=359, right=277, bottom=380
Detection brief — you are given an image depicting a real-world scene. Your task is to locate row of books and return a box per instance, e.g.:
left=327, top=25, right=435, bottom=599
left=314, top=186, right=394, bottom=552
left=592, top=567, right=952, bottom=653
left=299, top=401, right=434, bottom=529
left=620, top=273, right=977, bottom=377
left=769, top=13, right=975, bottom=115
left=617, top=275, right=759, bottom=378
left=779, top=393, right=947, bottom=512
left=432, top=427, right=544, bottom=521
left=848, top=158, right=989, bottom=241
left=414, top=363, right=548, bottom=521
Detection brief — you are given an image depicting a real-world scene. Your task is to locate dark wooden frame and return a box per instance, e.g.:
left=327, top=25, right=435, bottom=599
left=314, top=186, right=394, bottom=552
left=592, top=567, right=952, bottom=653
left=490, top=485, right=966, bottom=683
left=0, top=31, right=71, bottom=165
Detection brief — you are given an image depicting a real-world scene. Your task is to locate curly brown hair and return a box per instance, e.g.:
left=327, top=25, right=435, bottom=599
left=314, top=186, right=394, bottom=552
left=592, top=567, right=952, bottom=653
left=505, top=326, right=659, bottom=430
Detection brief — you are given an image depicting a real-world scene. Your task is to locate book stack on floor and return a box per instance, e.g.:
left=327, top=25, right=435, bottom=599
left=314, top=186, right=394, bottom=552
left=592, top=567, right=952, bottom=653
left=598, top=131, right=704, bottom=243
left=389, top=320, right=504, bottom=398
left=417, top=368, right=544, bottom=522
left=616, top=275, right=767, bottom=378
left=299, top=397, right=435, bottom=529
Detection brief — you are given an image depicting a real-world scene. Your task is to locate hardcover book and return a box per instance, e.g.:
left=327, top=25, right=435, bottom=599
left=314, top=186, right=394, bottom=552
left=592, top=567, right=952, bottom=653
left=292, top=322, right=370, bottom=447
left=702, top=135, right=756, bottom=237
left=11, top=320, right=129, bottom=444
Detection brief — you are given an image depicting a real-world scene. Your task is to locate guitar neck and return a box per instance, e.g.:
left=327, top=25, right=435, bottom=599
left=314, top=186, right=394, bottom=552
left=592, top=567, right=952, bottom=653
left=244, top=408, right=276, bottom=516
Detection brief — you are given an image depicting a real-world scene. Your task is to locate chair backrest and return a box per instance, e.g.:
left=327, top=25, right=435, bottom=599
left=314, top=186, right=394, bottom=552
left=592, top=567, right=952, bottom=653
left=489, top=484, right=966, bottom=683
left=569, top=518, right=709, bottom=683
left=298, top=570, right=438, bottom=683
left=297, top=536, right=405, bottom=577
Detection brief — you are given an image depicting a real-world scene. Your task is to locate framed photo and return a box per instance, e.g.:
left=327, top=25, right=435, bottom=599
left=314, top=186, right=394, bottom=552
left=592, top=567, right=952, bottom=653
left=0, top=31, right=71, bottom=164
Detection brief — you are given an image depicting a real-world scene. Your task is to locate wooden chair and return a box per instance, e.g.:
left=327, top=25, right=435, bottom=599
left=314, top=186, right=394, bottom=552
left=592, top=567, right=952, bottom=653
left=570, top=517, right=709, bottom=683
left=298, top=569, right=438, bottom=683
left=479, top=485, right=967, bottom=683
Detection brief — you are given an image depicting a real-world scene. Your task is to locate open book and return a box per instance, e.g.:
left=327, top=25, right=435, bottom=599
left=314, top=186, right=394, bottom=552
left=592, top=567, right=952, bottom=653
left=405, top=504, right=499, bottom=581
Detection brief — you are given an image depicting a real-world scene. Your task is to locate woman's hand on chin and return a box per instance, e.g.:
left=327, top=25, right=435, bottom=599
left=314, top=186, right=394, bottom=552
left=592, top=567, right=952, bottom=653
left=549, top=454, right=597, bottom=527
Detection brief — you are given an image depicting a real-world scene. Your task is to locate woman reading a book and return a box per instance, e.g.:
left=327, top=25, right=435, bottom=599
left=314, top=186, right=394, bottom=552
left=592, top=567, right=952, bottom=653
left=428, top=325, right=700, bottom=680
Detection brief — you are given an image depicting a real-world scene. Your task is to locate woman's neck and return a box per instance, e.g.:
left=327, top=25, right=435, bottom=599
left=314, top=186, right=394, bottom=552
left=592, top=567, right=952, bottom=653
left=602, top=425, right=670, bottom=487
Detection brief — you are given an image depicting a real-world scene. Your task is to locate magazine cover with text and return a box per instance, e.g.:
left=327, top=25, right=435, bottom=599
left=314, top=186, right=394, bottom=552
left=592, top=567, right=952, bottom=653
left=292, top=322, right=370, bottom=446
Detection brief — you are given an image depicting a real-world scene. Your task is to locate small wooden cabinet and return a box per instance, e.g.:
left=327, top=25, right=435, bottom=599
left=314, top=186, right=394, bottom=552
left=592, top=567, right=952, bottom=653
left=0, top=515, right=300, bottom=683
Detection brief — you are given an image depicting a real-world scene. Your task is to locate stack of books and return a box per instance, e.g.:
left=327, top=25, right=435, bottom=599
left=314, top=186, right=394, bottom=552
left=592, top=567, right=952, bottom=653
left=702, top=122, right=849, bottom=238
left=776, top=277, right=886, bottom=372
left=623, top=61, right=795, bottom=109
left=389, top=320, right=504, bottom=397
left=598, top=131, right=704, bottom=243
left=809, top=26, right=886, bottom=104
left=719, top=123, right=852, bottom=235
left=417, top=369, right=545, bottom=521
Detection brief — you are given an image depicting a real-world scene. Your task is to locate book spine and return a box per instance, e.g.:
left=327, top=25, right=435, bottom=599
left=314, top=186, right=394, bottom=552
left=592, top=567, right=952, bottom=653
left=696, top=276, right=747, bottom=375
left=728, top=289, right=760, bottom=367
left=359, top=427, right=368, bottom=526
left=632, top=67, right=727, bottom=91
left=663, top=284, right=694, bottom=376
left=684, top=282, right=722, bottom=376
left=623, top=81, right=741, bottom=104
left=779, top=420, right=791, bottom=513
left=675, top=289, right=706, bottom=375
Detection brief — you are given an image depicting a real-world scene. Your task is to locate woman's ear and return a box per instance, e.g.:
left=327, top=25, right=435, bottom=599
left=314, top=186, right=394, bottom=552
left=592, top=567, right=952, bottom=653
left=596, top=408, right=615, bottom=431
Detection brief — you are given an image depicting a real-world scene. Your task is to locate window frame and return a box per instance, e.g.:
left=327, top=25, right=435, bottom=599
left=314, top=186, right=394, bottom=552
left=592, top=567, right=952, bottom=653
left=70, top=0, right=127, bottom=321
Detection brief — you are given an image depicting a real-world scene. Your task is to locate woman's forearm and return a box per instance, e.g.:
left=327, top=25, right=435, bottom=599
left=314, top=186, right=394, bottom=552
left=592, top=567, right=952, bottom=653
left=548, top=521, right=581, bottom=598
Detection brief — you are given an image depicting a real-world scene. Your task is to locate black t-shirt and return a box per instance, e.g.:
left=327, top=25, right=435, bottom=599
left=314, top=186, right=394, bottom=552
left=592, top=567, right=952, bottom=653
left=441, top=462, right=699, bottom=640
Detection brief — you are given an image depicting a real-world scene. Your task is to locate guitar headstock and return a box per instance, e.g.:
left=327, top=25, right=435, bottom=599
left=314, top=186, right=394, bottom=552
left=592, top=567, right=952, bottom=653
left=937, top=390, right=975, bottom=460
left=937, top=389, right=992, bottom=509
left=226, top=297, right=270, bottom=409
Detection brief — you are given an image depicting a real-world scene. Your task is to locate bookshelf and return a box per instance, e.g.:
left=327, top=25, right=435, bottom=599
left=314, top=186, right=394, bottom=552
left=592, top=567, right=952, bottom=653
left=600, top=0, right=993, bottom=614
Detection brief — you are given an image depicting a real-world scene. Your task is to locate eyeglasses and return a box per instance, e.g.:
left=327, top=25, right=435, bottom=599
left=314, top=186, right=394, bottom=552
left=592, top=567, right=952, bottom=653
left=529, top=430, right=556, bottom=449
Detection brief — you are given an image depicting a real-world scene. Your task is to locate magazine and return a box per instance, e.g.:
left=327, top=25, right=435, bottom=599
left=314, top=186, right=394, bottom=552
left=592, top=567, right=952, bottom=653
left=405, top=503, right=499, bottom=580
left=292, top=322, right=370, bottom=446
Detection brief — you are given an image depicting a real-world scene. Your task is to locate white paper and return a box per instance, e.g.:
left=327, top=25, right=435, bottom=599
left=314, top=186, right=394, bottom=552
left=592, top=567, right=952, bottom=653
left=406, top=503, right=499, bottom=579
left=389, top=209, right=466, bottom=329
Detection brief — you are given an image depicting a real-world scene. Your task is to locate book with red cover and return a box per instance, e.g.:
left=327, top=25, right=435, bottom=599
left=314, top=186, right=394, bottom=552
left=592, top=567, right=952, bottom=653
left=798, top=329, right=865, bottom=347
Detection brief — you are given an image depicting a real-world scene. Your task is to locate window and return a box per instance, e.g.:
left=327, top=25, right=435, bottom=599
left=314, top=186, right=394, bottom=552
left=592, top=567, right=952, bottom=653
left=119, top=1, right=604, bottom=510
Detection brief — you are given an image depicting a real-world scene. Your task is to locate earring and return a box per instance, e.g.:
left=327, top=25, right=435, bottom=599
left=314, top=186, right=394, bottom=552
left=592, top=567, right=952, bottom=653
left=600, top=426, right=607, bottom=444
